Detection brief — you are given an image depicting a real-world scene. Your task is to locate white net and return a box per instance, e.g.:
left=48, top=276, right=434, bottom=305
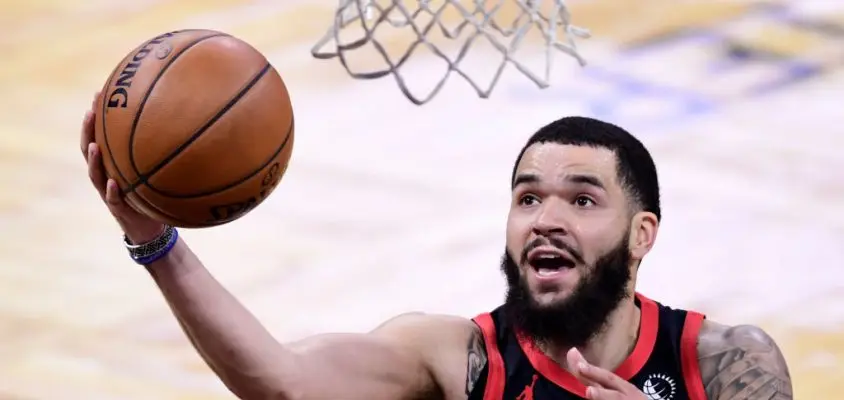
left=312, top=0, right=591, bottom=105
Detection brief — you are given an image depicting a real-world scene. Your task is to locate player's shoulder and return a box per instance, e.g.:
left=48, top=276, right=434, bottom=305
left=695, top=319, right=793, bottom=399
left=697, top=320, right=783, bottom=357
left=374, top=312, right=489, bottom=399
left=370, top=312, right=486, bottom=393
left=372, top=312, right=477, bottom=345
left=376, top=312, right=475, bottom=329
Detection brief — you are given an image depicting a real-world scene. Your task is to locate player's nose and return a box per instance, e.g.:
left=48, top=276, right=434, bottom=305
left=531, top=198, right=571, bottom=236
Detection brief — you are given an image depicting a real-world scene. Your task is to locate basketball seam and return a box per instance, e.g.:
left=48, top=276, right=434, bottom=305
left=126, top=33, right=229, bottom=180
left=125, top=62, right=272, bottom=194
left=101, top=31, right=225, bottom=191
left=128, top=190, right=201, bottom=227
left=146, top=112, right=293, bottom=199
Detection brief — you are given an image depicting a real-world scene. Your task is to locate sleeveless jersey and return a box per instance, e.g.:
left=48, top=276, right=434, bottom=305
left=468, top=293, right=707, bottom=400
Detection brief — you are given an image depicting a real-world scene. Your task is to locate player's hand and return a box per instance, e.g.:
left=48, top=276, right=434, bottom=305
left=567, top=348, right=646, bottom=400
left=81, top=92, right=165, bottom=244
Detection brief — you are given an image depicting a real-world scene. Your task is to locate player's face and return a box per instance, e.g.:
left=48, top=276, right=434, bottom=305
left=505, top=143, right=634, bottom=305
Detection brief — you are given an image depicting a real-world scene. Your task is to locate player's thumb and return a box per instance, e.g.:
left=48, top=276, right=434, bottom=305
left=104, top=179, right=127, bottom=210
left=103, top=179, right=145, bottom=223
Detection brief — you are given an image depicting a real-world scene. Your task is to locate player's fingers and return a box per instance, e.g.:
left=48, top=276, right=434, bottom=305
left=105, top=179, right=140, bottom=221
left=91, top=91, right=100, bottom=111
left=573, top=370, right=599, bottom=388
left=80, top=110, right=95, bottom=159
left=105, top=179, right=126, bottom=209
left=566, top=348, right=600, bottom=387
left=87, top=143, right=107, bottom=200
left=578, top=362, right=623, bottom=390
left=585, top=386, right=622, bottom=400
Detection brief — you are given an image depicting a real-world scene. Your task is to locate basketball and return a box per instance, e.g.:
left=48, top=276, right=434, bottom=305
left=94, top=29, right=294, bottom=228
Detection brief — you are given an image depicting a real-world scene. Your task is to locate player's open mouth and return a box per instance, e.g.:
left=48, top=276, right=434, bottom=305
left=527, top=247, right=576, bottom=276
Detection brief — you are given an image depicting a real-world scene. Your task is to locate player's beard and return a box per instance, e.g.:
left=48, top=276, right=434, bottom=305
left=500, top=233, right=632, bottom=349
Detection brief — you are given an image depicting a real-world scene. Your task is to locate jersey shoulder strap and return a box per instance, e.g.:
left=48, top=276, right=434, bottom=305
left=679, top=308, right=707, bottom=400
left=471, top=312, right=506, bottom=400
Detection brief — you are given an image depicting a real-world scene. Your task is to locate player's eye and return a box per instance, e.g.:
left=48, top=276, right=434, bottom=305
left=574, top=195, right=595, bottom=207
left=519, top=194, right=540, bottom=206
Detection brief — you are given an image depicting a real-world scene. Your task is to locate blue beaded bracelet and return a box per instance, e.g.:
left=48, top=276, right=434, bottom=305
left=124, top=225, right=180, bottom=265
left=136, top=227, right=179, bottom=265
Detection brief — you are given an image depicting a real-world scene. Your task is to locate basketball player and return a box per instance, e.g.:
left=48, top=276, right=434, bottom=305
left=80, top=96, right=793, bottom=399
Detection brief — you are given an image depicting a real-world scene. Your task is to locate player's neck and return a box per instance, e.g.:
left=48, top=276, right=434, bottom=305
left=547, top=295, right=641, bottom=372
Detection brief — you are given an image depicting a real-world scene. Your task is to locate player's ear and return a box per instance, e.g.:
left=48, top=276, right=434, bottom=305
left=628, top=211, right=658, bottom=261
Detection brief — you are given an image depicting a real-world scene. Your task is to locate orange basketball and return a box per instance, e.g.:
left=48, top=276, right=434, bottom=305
left=94, top=29, right=294, bottom=228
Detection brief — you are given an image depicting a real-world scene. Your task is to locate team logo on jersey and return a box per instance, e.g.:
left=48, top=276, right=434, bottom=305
left=516, top=374, right=538, bottom=400
left=641, top=373, right=677, bottom=400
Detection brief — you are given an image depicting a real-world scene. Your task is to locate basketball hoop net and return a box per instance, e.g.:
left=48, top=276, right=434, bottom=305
left=312, top=0, right=590, bottom=105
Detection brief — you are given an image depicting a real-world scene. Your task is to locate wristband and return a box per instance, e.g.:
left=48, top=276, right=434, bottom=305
left=123, top=225, right=179, bottom=265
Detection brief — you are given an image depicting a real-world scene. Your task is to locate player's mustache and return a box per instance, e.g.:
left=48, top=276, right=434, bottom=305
left=521, top=236, right=584, bottom=265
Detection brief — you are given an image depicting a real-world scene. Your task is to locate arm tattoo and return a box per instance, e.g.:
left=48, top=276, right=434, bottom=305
left=697, top=324, right=793, bottom=400
left=465, top=325, right=488, bottom=396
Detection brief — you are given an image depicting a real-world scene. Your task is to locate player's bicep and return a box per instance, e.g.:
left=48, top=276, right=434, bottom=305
left=287, top=332, right=436, bottom=400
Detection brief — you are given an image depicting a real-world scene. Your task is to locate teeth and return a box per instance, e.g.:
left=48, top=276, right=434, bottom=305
left=537, top=254, right=561, bottom=260
left=537, top=268, right=560, bottom=276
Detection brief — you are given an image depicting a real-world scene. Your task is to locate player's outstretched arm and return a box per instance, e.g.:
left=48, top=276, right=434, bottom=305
left=80, top=101, right=481, bottom=399
left=697, top=321, right=793, bottom=400
left=148, top=242, right=466, bottom=399
left=151, top=241, right=463, bottom=400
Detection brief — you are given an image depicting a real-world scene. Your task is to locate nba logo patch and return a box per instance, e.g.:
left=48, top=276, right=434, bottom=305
left=641, top=373, right=677, bottom=400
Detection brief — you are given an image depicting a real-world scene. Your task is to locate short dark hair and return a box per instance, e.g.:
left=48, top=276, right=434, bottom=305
left=511, top=116, right=661, bottom=221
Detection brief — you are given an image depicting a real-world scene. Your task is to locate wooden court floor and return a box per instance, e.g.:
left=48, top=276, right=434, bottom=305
left=1, top=0, right=842, bottom=398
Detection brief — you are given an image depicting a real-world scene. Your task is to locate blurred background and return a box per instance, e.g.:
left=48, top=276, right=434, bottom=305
left=1, top=0, right=842, bottom=398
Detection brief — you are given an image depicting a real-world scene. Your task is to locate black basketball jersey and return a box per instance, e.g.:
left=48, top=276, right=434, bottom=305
left=468, top=293, right=707, bottom=400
